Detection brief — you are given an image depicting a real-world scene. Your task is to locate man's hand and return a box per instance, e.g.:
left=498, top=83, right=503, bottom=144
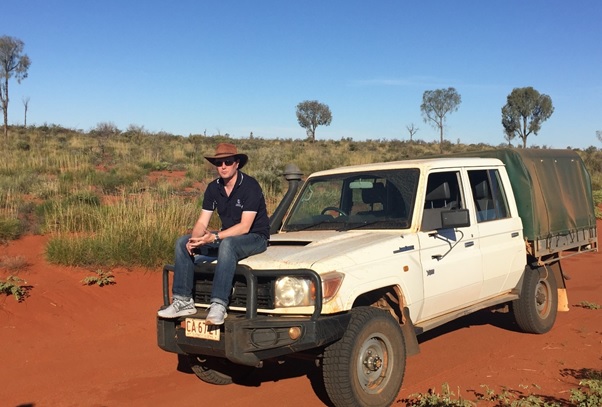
left=186, top=231, right=214, bottom=255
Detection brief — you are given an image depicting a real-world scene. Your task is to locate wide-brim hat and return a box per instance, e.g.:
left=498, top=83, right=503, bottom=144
left=204, top=142, right=248, bottom=169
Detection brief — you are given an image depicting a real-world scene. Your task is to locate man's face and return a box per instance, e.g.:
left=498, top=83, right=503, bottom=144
left=214, top=157, right=239, bottom=179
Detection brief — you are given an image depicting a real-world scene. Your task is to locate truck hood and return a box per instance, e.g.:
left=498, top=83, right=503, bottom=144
left=240, top=230, right=404, bottom=273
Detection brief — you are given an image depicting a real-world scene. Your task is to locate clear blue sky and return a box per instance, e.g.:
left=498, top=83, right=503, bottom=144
left=4, top=1, right=602, bottom=148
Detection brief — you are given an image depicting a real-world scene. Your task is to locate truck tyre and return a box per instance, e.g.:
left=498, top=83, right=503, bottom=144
left=189, top=355, right=254, bottom=385
left=322, top=306, right=406, bottom=407
left=512, top=265, right=558, bottom=334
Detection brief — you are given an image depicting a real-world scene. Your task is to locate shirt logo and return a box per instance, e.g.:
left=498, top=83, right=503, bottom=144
left=236, top=199, right=243, bottom=209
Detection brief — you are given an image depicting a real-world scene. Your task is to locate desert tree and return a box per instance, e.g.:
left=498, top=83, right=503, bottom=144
left=406, top=123, right=419, bottom=142
left=501, top=86, right=554, bottom=149
left=597, top=130, right=602, bottom=145
left=420, top=87, right=461, bottom=153
left=92, top=121, right=120, bottom=156
left=296, top=100, right=332, bottom=142
left=22, top=96, right=30, bottom=128
left=0, top=36, right=31, bottom=138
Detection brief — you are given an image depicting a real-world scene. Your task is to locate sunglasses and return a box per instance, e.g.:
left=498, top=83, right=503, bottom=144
left=214, top=159, right=236, bottom=167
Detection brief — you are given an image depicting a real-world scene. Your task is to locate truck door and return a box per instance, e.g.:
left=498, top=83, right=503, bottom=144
left=417, top=170, right=483, bottom=321
left=467, top=168, right=525, bottom=298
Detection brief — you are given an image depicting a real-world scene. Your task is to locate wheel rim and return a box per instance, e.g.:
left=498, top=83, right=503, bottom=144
left=356, top=334, right=393, bottom=394
left=535, top=279, right=552, bottom=318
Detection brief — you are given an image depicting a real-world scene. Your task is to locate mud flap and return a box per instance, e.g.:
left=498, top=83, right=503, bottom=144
left=401, top=306, right=420, bottom=356
left=547, top=261, right=569, bottom=312
left=558, top=288, right=569, bottom=312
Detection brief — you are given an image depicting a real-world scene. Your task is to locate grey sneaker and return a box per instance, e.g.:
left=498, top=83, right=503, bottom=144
left=157, top=298, right=196, bottom=318
left=205, top=303, right=227, bottom=325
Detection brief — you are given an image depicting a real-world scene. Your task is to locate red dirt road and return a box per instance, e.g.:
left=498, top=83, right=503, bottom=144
left=1, top=222, right=600, bottom=407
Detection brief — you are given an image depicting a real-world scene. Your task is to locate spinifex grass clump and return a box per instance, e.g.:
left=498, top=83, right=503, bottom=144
left=46, top=192, right=199, bottom=268
left=0, top=189, right=23, bottom=241
left=0, top=217, right=21, bottom=241
left=0, top=255, right=28, bottom=271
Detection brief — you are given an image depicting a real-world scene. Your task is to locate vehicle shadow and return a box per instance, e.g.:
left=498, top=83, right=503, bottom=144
left=416, top=306, right=521, bottom=345
left=177, top=354, right=334, bottom=406
left=174, top=307, right=524, bottom=406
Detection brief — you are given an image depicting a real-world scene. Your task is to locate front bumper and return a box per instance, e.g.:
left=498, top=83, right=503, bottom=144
left=157, top=311, right=351, bottom=366
left=157, top=265, right=351, bottom=367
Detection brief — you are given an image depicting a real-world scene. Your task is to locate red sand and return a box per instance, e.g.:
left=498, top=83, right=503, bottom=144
left=1, top=221, right=600, bottom=406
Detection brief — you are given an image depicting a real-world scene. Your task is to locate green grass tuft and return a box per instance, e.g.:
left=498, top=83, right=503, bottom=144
left=0, top=275, right=31, bottom=302
left=81, top=269, right=116, bottom=287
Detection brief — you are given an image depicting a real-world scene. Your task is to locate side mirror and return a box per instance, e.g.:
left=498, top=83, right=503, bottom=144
left=441, top=209, right=470, bottom=229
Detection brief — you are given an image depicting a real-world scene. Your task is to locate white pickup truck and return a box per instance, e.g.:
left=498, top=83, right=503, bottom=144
left=157, top=149, right=598, bottom=407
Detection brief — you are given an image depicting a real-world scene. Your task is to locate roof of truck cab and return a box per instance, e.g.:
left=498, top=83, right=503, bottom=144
left=310, top=157, right=504, bottom=177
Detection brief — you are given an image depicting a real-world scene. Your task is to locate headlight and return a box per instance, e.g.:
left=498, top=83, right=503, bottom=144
left=275, top=277, right=312, bottom=307
left=274, top=272, right=344, bottom=308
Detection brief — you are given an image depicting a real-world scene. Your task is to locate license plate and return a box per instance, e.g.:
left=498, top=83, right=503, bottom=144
left=185, top=318, right=220, bottom=341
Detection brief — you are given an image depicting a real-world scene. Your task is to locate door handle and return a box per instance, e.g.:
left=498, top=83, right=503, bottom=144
left=464, top=241, right=474, bottom=247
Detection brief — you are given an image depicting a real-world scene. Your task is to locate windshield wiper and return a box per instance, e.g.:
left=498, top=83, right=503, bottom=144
left=284, top=220, right=339, bottom=232
left=339, top=221, right=382, bottom=231
left=339, top=219, right=410, bottom=231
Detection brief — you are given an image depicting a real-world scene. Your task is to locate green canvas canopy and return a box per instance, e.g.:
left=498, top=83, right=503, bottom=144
left=457, top=149, right=596, bottom=241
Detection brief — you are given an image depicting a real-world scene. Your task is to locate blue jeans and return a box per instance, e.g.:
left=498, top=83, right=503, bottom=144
left=172, top=233, right=268, bottom=307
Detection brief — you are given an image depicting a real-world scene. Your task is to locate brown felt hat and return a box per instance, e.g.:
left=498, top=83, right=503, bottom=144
left=204, top=142, right=248, bottom=169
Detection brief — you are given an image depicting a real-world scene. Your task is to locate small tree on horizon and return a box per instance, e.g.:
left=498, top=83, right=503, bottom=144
left=22, top=96, right=30, bottom=128
left=406, top=123, right=419, bottom=142
left=420, top=87, right=462, bottom=153
left=501, top=86, right=554, bottom=149
left=0, top=35, right=31, bottom=138
left=296, top=100, right=332, bottom=142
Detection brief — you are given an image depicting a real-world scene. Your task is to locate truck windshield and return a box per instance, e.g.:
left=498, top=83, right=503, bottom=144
left=282, top=168, right=419, bottom=232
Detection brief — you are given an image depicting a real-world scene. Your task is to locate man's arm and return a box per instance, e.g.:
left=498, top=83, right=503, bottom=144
left=186, top=210, right=214, bottom=254
left=217, top=211, right=257, bottom=239
left=191, top=210, right=213, bottom=238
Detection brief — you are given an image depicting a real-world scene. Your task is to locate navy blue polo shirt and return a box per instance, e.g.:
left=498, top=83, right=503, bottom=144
left=202, top=171, right=270, bottom=239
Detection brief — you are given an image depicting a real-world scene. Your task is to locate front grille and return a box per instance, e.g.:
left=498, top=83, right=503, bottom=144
left=193, top=272, right=275, bottom=309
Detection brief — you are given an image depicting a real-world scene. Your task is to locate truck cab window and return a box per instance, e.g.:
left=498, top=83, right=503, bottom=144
left=468, top=169, right=510, bottom=222
left=421, top=171, right=464, bottom=231
left=283, top=169, right=419, bottom=231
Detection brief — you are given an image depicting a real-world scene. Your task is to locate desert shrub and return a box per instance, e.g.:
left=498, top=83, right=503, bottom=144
left=0, top=171, right=40, bottom=195
left=403, top=383, right=474, bottom=406
left=177, top=178, right=194, bottom=190
left=569, top=369, right=602, bottom=407
left=403, top=371, right=602, bottom=407
left=87, top=165, right=146, bottom=194
left=185, top=164, right=212, bottom=185
left=46, top=192, right=199, bottom=268
left=0, top=255, right=29, bottom=271
left=152, top=179, right=178, bottom=197
left=15, top=140, right=31, bottom=151
left=140, top=160, right=171, bottom=171
left=593, top=190, right=602, bottom=219
left=578, top=300, right=601, bottom=310
left=0, top=275, right=30, bottom=302
left=81, top=269, right=116, bottom=287
left=41, top=198, right=103, bottom=234
left=0, top=217, right=22, bottom=241
left=65, top=190, right=102, bottom=206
